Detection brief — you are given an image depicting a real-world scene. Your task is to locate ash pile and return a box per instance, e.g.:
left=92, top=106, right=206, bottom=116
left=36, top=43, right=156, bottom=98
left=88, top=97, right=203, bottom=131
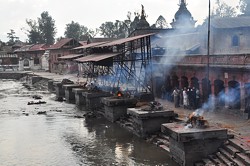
left=185, top=111, right=209, bottom=129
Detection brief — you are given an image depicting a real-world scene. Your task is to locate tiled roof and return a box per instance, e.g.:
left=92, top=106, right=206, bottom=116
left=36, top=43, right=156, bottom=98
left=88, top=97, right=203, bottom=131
left=48, top=38, right=73, bottom=50
left=28, top=44, right=48, bottom=51
left=212, top=16, right=250, bottom=29
left=14, top=45, right=33, bottom=52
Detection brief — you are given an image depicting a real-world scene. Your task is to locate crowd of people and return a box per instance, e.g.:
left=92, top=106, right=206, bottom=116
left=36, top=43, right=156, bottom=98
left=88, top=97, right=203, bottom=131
left=161, top=85, right=200, bottom=110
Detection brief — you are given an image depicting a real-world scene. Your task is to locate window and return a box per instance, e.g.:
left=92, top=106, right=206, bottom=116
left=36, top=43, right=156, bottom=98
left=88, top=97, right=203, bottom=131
left=34, top=57, right=40, bottom=65
left=232, top=35, right=239, bottom=47
left=24, top=59, right=29, bottom=67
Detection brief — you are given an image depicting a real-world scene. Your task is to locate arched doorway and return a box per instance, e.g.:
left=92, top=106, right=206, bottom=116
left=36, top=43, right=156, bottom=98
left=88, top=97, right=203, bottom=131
left=180, top=76, right=188, bottom=89
left=228, top=80, right=240, bottom=109
left=214, top=79, right=225, bottom=107
left=165, top=75, right=172, bottom=101
left=171, top=75, right=179, bottom=89
left=245, top=83, right=250, bottom=118
left=191, top=77, right=199, bottom=89
left=202, top=77, right=211, bottom=103
left=24, top=59, right=29, bottom=67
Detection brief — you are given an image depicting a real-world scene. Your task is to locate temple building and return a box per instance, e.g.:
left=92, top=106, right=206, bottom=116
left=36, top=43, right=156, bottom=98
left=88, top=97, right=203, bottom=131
left=151, top=1, right=250, bottom=118
left=170, top=0, right=196, bottom=29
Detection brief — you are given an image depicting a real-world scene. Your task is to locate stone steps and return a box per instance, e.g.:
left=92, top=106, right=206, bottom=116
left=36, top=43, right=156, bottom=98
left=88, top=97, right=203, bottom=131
left=208, top=154, right=227, bottom=166
left=195, top=133, right=250, bottom=166
left=202, top=158, right=216, bottom=166
left=218, top=148, right=245, bottom=166
left=215, top=151, right=234, bottom=166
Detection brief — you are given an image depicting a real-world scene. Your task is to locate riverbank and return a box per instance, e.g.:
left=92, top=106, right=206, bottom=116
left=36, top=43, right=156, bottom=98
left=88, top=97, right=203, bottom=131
left=28, top=71, right=250, bottom=137
left=0, top=78, right=178, bottom=166
left=2, top=71, right=250, bottom=165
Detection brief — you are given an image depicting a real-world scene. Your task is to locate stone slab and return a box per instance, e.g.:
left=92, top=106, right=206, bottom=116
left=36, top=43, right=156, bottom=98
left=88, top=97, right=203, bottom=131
left=101, top=97, right=137, bottom=107
left=62, top=84, right=82, bottom=90
left=72, top=88, right=88, bottom=94
left=127, top=108, right=175, bottom=119
left=82, top=91, right=112, bottom=98
left=161, top=122, right=228, bottom=142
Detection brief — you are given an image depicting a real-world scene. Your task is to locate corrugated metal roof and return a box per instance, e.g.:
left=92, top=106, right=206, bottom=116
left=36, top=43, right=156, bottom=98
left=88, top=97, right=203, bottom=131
left=74, top=53, right=120, bottom=63
left=94, top=33, right=155, bottom=47
left=48, top=38, right=74, bottom=50
left=212, top=16, right=250, bottom=29
left=58, top=54, right=84, bottom=60
left=73, top=42, right=108, bottom=50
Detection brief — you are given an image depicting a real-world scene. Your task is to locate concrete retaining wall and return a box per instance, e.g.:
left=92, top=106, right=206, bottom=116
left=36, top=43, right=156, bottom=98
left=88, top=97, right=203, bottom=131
left=0, top=72, right=28, bottom=80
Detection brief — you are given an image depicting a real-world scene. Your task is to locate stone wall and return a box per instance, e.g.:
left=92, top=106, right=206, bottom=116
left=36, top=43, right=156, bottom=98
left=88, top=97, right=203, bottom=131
left=0, top=72, right=28, bottom=80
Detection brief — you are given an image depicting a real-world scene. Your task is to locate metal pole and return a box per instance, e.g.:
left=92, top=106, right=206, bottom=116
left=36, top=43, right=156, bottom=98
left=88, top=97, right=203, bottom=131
left=207, top=0, right=211, bottom=97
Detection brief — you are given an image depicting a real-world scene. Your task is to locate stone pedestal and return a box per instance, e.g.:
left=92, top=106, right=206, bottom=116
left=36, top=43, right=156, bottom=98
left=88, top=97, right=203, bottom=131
left=48, top=80, right=55, bottom=92
left=63, top=84, right=83, bottom=103
left=72, top=88, right=88, bottom=105
left=134, top=92, right=154, bottom=102
left=82, top=91, right=112, bottom=111
left=127, top=108, right=175, bottom=138
left=54, top=82, right=64, bottom=99
left=31, top=76, right=42, bottom=85
left=161, top=123, right=228, bottom=166
left=101, top=97, right=137, bottom=122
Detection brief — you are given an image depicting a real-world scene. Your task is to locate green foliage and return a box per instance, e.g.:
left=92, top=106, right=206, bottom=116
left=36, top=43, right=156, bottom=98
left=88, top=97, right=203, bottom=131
left=155, top=15, right=168, bottom=29
left=38, top=11, right=56, bottom=45
left=98, top=11, right=142, bottom=38
left=212, top=0, right=237, bottom=17
left=26, top=11, right=56, bottom=45
left=26, top=19, right=42, bottom=44
left=64, top=21, right=98, bottom=41
left=7, top=29, right=19, bottom=46
left=239, top=0, right=250, bottom=15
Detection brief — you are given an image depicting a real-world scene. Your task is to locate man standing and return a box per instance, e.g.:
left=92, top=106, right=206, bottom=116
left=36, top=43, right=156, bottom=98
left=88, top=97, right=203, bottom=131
left=172, top=87, right=180, bottom=108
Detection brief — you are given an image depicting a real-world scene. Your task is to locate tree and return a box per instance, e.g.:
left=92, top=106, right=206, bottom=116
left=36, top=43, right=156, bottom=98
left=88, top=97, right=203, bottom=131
left=64, top=21, right=98, bottom=41
left=38, top=11, right=56, bottom=45
left=99, top=11, right=144, bottom=38
left=25, top=19, right=42, bottom=44
left=7, top=29, right=19, bottom=45
left=64, top=21, right=86, bottom=40
left=25, top=11, right=56, bottom=44
left=238, top=0, right=250, bottom=16
left=154, top=15, right=168, bottom=29
left=212, top=0, right=237, bottom=17
left=99, top=21, right=116, bottom=38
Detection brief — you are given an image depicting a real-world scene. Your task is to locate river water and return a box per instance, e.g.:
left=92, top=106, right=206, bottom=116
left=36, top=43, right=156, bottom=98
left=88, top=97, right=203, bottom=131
left=0, top=79, right=177, bottom=166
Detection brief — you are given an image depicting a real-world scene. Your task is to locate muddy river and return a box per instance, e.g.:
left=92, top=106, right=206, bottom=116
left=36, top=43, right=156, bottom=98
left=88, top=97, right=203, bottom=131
left=0, top=79, right=177, bottom=166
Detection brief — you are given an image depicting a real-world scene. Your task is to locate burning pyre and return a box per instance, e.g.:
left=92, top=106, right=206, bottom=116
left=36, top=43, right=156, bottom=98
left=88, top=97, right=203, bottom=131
left=186, top=111, right=209, bottom=128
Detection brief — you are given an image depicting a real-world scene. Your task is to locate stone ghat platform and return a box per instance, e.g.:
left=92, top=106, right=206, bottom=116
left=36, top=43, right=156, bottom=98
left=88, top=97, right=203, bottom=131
left=161, top=122, right=228, bottom=166
left=101, top=96, right=137, bottom=122
left=63, top=84, right=83, bottom=103
left=82, top=91, right=112, bottom=111
left=126, top=108, right=176, bottom=138
left=72, top=88, right=88, bottom=106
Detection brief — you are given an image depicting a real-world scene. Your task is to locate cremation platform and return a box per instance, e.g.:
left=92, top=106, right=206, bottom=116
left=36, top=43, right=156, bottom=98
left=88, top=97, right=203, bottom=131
left=82, top=91, right=112, bottom=111
left=161, top=122, right=228, bottom=166
left=72, top=88, right=88, bottom=105
left=53, top=82, right=64, bottom=99
left=101, top=97, right=137, bottom=122
left=127, top=108, right=175, bottom=138
left=48, top=80, right=55, bottom=92
left=63, top=84, right=83, bottom=103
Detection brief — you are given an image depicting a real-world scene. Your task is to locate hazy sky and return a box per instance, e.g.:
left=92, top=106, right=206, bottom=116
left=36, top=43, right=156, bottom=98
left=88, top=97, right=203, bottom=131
left=0, top=0, right=239, bottom=42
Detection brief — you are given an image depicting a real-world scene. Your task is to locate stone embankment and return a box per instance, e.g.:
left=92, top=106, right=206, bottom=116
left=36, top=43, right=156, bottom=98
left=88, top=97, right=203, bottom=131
left=2, top=71, right=250, bottom=166
left=0, top=71, right=28, bottom=80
